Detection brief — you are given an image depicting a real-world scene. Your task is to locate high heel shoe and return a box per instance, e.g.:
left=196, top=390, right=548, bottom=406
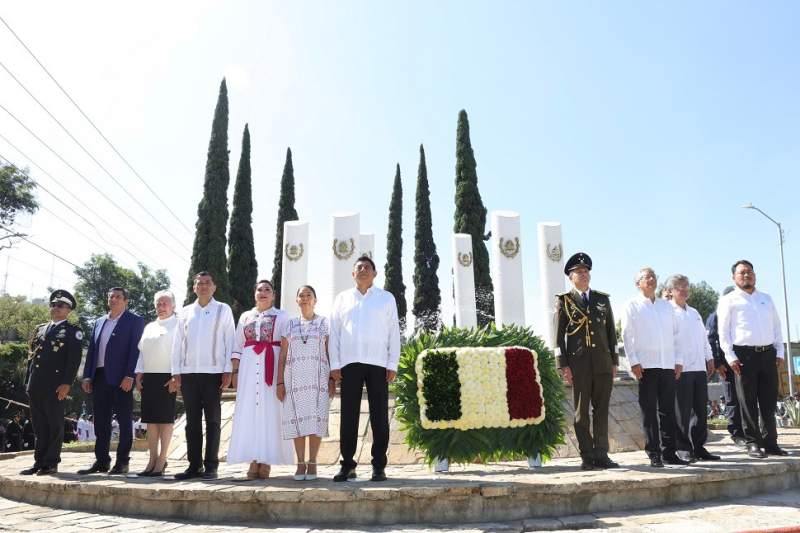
left=305, top=462, right=317, bottom=481
left=293, top=462, right=306, bottom=481
left=137, top=463, right=156, bottom=477
left=148, top=461, right=168, bottom=477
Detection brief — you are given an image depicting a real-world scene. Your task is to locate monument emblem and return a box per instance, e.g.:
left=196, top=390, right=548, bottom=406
left=457, top=251, right=473, bottom=267
left=546, top=243, right=562, bottom=263
left=332, top=238, right=356, bottom=260
left=499, top=237, right=520, bottom=259
left=284, top=243, right=304, bottom=262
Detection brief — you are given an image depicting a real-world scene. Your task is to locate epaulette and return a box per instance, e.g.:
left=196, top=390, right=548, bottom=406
left=593, top=290, right=610, bottom=297
left=557, top=292, right=570, bottom=298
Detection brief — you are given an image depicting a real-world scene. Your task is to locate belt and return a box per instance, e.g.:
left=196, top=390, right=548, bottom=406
left=733, top=344, right=774, bottom=353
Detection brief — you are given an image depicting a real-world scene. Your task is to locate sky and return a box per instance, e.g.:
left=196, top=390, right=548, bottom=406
left=0, top=1, right=798, bottom=342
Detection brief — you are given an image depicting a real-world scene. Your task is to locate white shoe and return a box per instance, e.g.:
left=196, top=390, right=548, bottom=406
left=305, top=462, right=317, bottom=481
left=293, top=462, right=306, bottom=481
left=527, top=454, right=542, bottom=468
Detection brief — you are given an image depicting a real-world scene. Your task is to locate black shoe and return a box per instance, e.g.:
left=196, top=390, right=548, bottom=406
left=695, top=448, right=721, bottom=461
left=201, top=470, right=218, bottom=480
left=580, top=458, right=595, bottom=471
left=370, top=469, right=387, bottom=482
left=19, top=465, right=40, bottom=475
left=747, top=444, right=766, bottom=458
left=764, top=446, right=789, bottom=457
left=174, top=468, right=204, bottom=481
left=663, top=454, right=690, bottom=466
left=36, top=466, right=58, bottom=476
left=732, top=436, right=748, bottom=448
left=333, top=467, right=357, bottom=482
left=148, top=461, right=168, bottom=477
left=137, top=464, right=156, bottom=476
left=649, top=456, right=664, bottom=468
left=77, top=462, right=110, bottom=475
left=593, top=456, right=619, bottom=469
left=108, top=464, right=129, bottom=475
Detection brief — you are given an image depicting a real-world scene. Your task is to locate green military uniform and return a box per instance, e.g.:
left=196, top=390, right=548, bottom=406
left=554, top=253, right=618, bottom=467
left=25, top=292, right=83, bottom=472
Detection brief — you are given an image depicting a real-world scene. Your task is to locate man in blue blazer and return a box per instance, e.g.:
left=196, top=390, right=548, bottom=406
left=78, top=287, right=144, bottom=475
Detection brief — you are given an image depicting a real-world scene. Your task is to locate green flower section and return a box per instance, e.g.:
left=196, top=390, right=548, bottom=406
left=394, top=324, right=566, bottom=465
left=421, top=350, right=462, bottom=421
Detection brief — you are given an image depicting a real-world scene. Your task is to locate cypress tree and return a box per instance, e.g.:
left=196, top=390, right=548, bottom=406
left=228, top=124, right=258, bottom=321
left=384, top=164, right=407, bottom=333
left=453, top=109, right=494, bottom=325
left=412, top=144, right=441, bottom=332
left=186, top=78, right=231, bottom=304
left=271, top=147, right=299, bottom=307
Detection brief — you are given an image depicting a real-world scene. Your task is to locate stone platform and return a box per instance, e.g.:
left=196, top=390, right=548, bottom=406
left=1, top=429, right=798, bottom=526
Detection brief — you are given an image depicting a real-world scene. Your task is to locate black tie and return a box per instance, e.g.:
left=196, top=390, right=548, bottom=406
left=582, top=292, right=589, bottom=307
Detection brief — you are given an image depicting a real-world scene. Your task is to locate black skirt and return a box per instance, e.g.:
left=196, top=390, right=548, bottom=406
left=140, top=372, right=177, bottom=424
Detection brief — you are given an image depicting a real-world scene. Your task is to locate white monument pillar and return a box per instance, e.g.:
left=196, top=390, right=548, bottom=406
left=280, top=221, right=309, bottom=316
left=537, top=222, right=566, bottom=349
left=452, top=233, right=477, bottom=329
left=331, top=212, right=360, bottom=304
left=359, top=233, right=375, bottom=261
left=490, top=211, right=525, bottom=328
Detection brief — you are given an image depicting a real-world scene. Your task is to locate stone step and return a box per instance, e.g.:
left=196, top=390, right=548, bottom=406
left=0, top=429, right=798, bottom=526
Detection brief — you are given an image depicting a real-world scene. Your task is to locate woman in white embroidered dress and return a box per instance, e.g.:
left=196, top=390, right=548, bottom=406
left=228, top=280, right=294, bottom=479
left=277, top=285, right=334, bottom=481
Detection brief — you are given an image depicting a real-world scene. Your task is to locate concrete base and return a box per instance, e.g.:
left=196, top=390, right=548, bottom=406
left=1, top=430, right=798, bottom=526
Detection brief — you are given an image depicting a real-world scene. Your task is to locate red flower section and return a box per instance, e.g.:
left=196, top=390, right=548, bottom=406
left=505, top=348, right=543, bottom=419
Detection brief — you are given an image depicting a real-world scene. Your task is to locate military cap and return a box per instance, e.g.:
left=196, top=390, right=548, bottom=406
left=564, top=252, right=592, bottom=275
left=49, top=289, right=76, bottom=309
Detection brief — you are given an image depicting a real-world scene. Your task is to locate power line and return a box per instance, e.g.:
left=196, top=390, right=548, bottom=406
left=0, top=150, right=164, bottom=268
left=1, top=252, right=72, bottom=284
left=0, top=225, right=79, bottom=268
left=0, top=59, right=191, bottom=252
left=0, top=14, right=194, bottom=236
left=0, top=103, right=188, bottom=262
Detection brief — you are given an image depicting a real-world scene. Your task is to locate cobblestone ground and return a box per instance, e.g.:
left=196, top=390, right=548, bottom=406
left=0, top=488, right=798, bottom=532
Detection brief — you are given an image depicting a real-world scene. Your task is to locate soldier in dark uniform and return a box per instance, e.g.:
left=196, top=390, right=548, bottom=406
left=6, top=413, right=23, bottom=451
left=554, top=252, right=619, bottom=471
left=20, top=290, right=83, bottom=475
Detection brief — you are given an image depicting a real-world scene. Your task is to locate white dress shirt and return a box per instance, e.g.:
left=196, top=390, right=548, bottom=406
left=96, top=315, right=120, bottom=369
left=671, top=301, right=713, bottom=372
left=329, top=285, right=402, bottom=372
left=716, top=287, right=784, bottom=363
left=135, top=315, right=178, bottom=374
left=171, top=298, right=235, bottom=374
left=622, top=294, right=681, bottom=369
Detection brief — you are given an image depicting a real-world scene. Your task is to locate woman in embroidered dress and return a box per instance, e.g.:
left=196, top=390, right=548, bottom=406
left=277, top=285, right=335, bottom=481
left=228, top=280, right=294, bottom=479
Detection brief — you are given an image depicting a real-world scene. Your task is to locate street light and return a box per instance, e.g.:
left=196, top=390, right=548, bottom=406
left=741, top=203, right=795, bottom=397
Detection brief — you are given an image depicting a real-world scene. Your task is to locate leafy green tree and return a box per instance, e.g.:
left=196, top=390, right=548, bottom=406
left=74, top=254, right=170, bottom=334
left=0, top=163, right=38, bottom=250
left=384, top=164, right=407, bottom=333
left=186, top=78, right=231, bottom=304
left=412, top=145, right=441, bottom=333
left=271, top=147, right=299, bottom=307
left=0, top=342, right=28, bottom=419
left=453, top=110, right=493, bottom=326
left=688, top=281, right=719, bottom=322
left=0, top=295, right=49, bottom=342
left=228, top=124, right=258, bottom=321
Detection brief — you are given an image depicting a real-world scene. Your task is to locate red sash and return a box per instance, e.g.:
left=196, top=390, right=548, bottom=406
left=243, top=339, right=282, bottom=386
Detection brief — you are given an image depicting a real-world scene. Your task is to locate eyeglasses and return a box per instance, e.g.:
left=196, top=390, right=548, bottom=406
left=49, top=302, right=70, bottom=309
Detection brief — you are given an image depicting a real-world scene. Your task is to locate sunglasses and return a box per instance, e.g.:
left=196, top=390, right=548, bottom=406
left=49, top=302, right=70, bottom=309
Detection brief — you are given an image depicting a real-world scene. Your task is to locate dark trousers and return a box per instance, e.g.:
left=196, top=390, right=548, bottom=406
left=181, top=373, right=222, bottom=471
left=721, top=360, right=744, bottom=438
left=674, top=370, right=709, bottom=453
left=92, top=368, right=133, bottom=466
left=339, top=363, right=389, bottom=471
left=733, top=346, right=778, bottom=448
left=28, top=392, right=65, bottom=468
left=571, top=369, right=613, bottom=459
left=638, top=368, right=677, bottom=457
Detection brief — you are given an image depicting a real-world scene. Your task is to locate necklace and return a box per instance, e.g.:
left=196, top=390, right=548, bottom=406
left=299, top=316, right=316, bottom=344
